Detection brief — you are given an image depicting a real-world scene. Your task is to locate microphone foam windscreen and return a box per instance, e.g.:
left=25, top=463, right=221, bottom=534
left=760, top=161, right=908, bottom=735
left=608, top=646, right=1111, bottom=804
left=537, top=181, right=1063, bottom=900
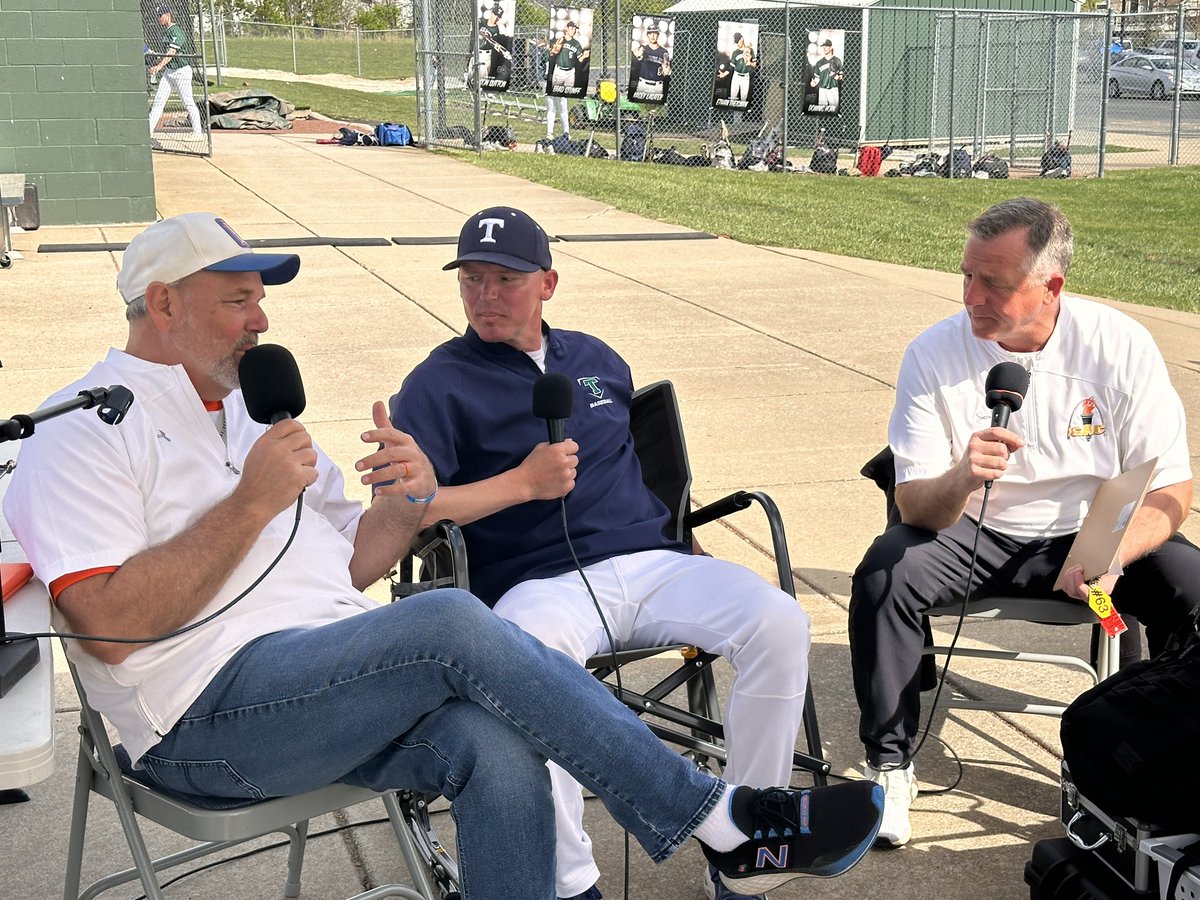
left=532, top=372, right=574, bottom=420
left=238, top=344, right=307, bottom=423
left=984, top=361, right=1030, bottom=412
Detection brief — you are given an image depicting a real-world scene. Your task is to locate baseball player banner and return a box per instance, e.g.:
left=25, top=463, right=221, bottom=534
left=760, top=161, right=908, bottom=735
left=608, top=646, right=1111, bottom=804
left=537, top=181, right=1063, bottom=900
left=474, top=0, right=515, bottom=93
left=712, top=21, right=759, bottom=111
left=546, top=7, right=593, bottom=99
left=804, top=28, right=845, bottom=116
left=628, top=15, right=675, bottom=105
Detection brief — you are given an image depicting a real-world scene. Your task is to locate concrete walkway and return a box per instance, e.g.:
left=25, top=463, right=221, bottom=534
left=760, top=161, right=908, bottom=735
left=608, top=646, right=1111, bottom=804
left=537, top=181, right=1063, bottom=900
left=3, top=133, right=1198, bottom=899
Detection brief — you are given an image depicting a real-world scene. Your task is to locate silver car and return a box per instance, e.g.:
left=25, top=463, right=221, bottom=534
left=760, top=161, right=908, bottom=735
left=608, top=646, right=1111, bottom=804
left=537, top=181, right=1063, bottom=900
left=1108, top=54, right=1200, bottom=99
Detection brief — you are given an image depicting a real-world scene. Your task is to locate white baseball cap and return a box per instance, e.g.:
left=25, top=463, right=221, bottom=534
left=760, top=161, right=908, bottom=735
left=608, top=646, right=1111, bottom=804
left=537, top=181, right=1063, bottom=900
left=117, top=212, right=301, bottom=304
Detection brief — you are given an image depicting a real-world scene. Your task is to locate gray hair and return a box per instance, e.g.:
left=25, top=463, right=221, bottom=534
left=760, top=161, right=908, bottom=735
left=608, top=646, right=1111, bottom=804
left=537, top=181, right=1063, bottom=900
left=966, top=197, right=1074, bottom=279
left=125, top=296, right=148, bottom=320
left=124, top=274, right=193, bottom=321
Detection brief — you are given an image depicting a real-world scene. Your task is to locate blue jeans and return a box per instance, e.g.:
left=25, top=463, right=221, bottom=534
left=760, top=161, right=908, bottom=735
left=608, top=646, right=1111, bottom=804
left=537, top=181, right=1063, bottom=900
left=139, top=590, right=723, bottom=900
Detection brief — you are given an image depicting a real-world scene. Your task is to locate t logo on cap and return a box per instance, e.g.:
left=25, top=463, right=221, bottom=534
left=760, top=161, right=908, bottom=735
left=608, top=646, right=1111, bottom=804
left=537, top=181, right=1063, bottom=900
left=443, top=206, right=553, bottom=273
left=477, top=217, right=506, bottom=244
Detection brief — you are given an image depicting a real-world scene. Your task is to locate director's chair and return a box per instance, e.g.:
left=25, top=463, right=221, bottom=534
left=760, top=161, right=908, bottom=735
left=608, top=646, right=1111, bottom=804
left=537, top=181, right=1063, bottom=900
left=393, top=379, right=829, bottom=785
left=61, top=648, right=458, bottom=900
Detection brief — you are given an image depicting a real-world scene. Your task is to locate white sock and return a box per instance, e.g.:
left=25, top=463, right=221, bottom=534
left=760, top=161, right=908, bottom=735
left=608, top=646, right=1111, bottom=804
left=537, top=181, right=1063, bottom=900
left=692, top=783, right=749, bottom=852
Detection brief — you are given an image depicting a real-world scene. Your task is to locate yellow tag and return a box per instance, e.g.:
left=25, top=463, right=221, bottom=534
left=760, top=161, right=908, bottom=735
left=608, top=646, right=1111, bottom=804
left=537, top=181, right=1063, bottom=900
left=1087, top=582, right=1128, bottom=638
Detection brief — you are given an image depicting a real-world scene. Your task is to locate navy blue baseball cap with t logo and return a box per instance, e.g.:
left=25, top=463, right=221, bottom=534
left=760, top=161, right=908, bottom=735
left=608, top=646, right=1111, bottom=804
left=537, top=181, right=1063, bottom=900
left=443, top=207, right=553, bottom=273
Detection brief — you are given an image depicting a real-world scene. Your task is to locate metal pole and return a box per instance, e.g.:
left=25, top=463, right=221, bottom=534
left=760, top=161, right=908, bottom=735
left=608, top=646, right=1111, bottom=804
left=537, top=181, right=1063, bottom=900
left=418, top=0, right=435, bottom=144
left=782, top=0, right=789, bottom=169
left=291, top=22, right=297, bottom=75
left=1169, top=4, right=1184, bottom=165
left=857, top=5, right=869, bottom=149
left=356, top=26, right=362, bottom=78
left=1098, top=10, right=1113, bottom=177
left=1045, top=17, right=1059, bottom=146
left=972, top=15, right=984, bottom=159
left=208, top=0, right=221, bottom=85
left=929, top=15, right=941, bottom=152
left=948, top=10, right=956, bottom=177
left=472, top=24, right=482, bottom=156
left=615, top=0, right=623, bottom=161
left=1009, top=17, right=1018, bottom=162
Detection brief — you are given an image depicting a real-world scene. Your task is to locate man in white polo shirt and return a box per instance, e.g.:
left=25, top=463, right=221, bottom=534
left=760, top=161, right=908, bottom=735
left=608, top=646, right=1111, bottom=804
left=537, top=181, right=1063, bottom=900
left=849, top=197, right=1200, bottom=849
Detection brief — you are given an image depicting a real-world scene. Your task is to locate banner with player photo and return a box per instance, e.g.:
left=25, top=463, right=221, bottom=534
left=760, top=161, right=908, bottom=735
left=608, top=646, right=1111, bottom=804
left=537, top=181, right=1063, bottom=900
left=546, top=7, right=593, bottom=98
left=474, top=0, right=515, bottom=93
left=628, top=15, right=675, bottom=105
left=711, top=21, right=759, bottom=111
left=803, top=29, right=845, bottom=115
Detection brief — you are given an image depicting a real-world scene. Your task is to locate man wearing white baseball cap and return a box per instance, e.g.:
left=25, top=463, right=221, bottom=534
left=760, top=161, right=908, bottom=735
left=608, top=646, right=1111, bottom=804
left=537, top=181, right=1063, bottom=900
left=117, top=212, right=300, bottom=305
left=5, top=212, right=884, bottom=900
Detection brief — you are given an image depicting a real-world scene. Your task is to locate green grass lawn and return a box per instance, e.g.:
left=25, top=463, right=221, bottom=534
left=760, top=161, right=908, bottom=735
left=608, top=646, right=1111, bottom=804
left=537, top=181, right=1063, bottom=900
left=226, top=79, right=1200, bottom=313
left=213, top=35, right=416, bottom=80
left=463, top=157, right=1200, bottom=313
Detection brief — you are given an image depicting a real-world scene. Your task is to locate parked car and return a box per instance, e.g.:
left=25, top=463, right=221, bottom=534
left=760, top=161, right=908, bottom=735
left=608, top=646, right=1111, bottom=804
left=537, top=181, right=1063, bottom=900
left=1108, top=54, right=1200, bottom=99
left=1077, top=37, right=1132, bottom=81
left=1149, top=38, right=1200, bottom=64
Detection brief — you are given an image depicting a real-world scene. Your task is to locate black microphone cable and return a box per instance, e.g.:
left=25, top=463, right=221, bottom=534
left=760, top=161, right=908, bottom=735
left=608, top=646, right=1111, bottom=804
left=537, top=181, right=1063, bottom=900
left=1, top=494, right=304, bottom=649
left=544, top=424, right=638, bottom=900
left=876, top=485, right=995, bottom=796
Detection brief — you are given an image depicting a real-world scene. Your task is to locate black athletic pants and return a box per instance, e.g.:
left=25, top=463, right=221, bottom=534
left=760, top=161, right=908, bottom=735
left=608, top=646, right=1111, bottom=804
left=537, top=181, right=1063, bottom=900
left=849, top=517, right=1200, bottom=767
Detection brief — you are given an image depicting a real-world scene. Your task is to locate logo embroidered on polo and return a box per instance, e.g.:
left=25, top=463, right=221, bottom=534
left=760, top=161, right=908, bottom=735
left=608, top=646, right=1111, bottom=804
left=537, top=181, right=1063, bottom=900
left=577, top=376, right=612, bottom=409
left=1067, top=397, right=1106, bottom=440
left=577, top=376, right=602, bottom=398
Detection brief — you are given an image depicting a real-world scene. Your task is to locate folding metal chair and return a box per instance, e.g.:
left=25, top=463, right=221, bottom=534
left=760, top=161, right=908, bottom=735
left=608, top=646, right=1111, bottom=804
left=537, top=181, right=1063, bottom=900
left=393, top=379, right=829, bottom=785
left=860, top=446, right=1120, bottom=717
left=61, top=650, right=458, bottom=900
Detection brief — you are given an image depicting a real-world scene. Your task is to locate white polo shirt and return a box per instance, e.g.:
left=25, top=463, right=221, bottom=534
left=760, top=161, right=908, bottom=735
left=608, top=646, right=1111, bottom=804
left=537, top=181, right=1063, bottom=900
left=4, top=350, right=376, bottom=763
left=889, top=295, right=1191, bottom=538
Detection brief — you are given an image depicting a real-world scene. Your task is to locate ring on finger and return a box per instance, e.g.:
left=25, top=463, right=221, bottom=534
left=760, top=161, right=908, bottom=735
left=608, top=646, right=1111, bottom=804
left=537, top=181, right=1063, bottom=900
left=400, top=461, right=409, bottom=479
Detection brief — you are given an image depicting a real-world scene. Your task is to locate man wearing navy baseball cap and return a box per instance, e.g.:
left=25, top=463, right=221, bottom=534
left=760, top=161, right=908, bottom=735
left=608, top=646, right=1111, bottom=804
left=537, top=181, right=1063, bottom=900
left=392, top=206, right=822, bottom=900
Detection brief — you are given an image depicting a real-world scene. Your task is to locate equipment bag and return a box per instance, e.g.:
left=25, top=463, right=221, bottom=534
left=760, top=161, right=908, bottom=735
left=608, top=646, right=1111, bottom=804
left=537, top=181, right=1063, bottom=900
left=810, top=146, right=838, bottom=174
left=1060, top=622, right=1200, bottom=833
left=857, top=145, right=883, bottom=176
left=973, top=155, right=1009, bottom=179
left=935, top=147, right=972, bottom=178
left=375, top=122, right=412, bottom=146
left=481, top=125, right=517, bottom=148
left=1041, top=143, right=1072, bottom=178
left=1024, top=837, right=1136, bottom=900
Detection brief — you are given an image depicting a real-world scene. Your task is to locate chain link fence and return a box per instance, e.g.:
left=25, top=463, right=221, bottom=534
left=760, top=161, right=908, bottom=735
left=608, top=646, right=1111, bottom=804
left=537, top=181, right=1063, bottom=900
left=407, top=0, right=1200, bottom=177
left=206, top=19, right=418, bottom=81
left=142, top=0, right=212, bottom=157
left=1103, top=7, right=1200, bottom=169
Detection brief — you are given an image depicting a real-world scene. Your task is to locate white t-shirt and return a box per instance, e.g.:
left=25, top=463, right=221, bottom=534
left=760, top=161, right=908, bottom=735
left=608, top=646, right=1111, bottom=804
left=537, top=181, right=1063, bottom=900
left=3, top=349, right=376, bottom=763
left=889, top=295, right=1191, bottom=538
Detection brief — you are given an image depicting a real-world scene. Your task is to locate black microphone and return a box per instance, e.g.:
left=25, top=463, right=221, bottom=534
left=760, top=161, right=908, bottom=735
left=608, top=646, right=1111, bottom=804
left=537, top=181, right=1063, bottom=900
left=532, top=372, right=574, bottom=443
left=983, top=362, right=1029, bottom=489
left=984, top=361, right=1030, bottom=430
left=238, top=344, right=306, bottom=424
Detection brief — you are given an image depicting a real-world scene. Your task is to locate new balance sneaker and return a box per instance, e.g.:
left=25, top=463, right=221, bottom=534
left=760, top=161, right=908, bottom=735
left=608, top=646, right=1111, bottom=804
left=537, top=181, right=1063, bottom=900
left=864, top=763, right=917, bottom=847
left=702, top=781, right=884, bottom=895
left=704, top=862, right=767, bottom=899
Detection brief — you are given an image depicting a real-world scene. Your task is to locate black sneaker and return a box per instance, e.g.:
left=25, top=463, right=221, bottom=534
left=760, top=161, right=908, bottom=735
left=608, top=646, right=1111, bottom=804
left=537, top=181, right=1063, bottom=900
left=702, top=781, right=884, bottom=894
